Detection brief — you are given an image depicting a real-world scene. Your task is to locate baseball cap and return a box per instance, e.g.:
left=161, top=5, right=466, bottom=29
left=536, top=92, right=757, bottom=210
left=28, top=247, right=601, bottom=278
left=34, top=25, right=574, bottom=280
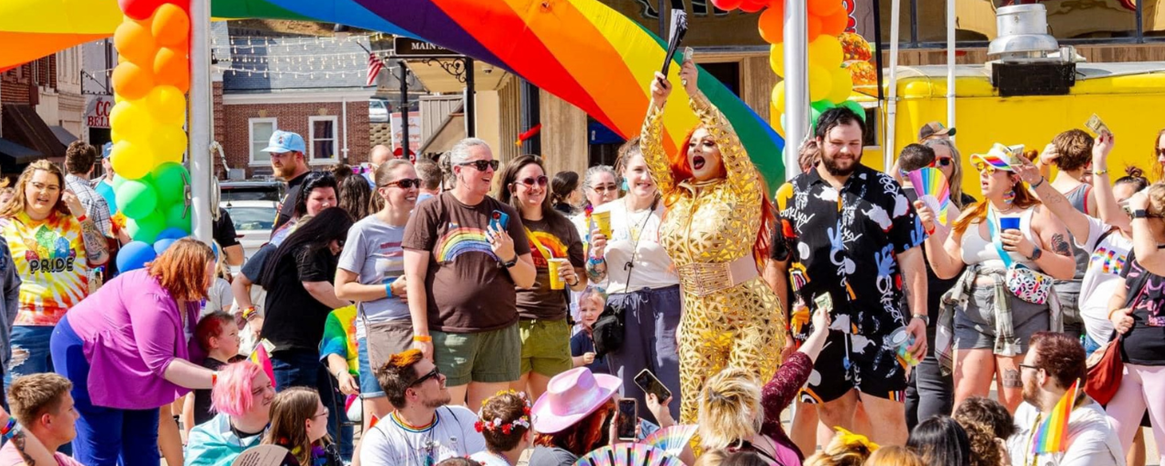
left=260, top=130, right=306, bottom=154
left=918, top=121, right=955, bottom=141
left=102, top=142, right=113, bottom=159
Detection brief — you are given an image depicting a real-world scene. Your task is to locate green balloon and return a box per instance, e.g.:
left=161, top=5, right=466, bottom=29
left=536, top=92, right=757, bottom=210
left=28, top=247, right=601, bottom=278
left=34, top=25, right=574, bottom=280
left=111, top=174, right=126, bottom=191
left=165, top=202, right=191, bottom=234
left=151, top=162, right=188, bottom=207
left=811, top=100, right=835, bottom=113
left=115, top=180, right=158, bottom=220
left=127, top=211, right=166, bottom=244
left=841, top=100, right=867, bottom=122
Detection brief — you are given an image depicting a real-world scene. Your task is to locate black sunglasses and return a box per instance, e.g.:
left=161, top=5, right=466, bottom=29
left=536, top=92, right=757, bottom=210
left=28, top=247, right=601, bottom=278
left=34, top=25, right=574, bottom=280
left=935, top=157, right=952, bottom=167
left=382, top=178, right=423, bottom=189
left=458, top=160, right=500, bottom=172
left=515, top=175, right=549, bottom=188
left=409, top=367, right=441, bottom=387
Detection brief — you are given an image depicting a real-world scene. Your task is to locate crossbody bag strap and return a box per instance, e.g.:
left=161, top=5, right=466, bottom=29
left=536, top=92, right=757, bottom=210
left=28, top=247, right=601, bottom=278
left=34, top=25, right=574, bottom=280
left=986, top=207, right=1014, bottom=269
left=621, top=197, right=660, bottom=294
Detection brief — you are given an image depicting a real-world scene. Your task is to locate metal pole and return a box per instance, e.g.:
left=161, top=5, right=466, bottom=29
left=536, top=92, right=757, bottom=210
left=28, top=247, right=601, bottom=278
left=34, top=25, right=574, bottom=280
left=885, top=0, right=902, bottom=173
left=465, top=57, right=476, bottom=138
left=658, top=0, right=667, bottom=36
left=1136, top=0, right=1144, bottom=44
left=399, top=60, right=409, bottom=157
left=910, top=0, right=919, bottom=46
left=946, top=0, right=956, bottom=143
left=783, top=0, right=809, bottom=181
left=189, top=0, right=213, bottom=244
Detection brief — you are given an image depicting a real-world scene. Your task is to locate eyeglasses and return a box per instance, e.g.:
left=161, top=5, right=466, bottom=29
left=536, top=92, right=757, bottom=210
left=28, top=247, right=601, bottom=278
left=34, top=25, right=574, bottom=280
left=382, top=178, right=423, bottom=189
left=409, top=367, right=441, bottom=387
left=313, top=407, right=329, bottom=419
left=516, top=175, right=549, bottom=188
left=1018, top=363, right=1042, bottom=373
left=590, top=184, right=619, bottom=193
left=458, top=160, right=500, bottom=172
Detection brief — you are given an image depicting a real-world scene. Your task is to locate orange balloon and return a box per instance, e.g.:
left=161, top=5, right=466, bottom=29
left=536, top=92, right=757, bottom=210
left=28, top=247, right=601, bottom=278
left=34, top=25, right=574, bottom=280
left=111, top=62, right=154, bottom=101
left=152, top=4, right=190, bottom=48
left=154, top=47, right=189, bottom=94
left=808, top=0, right=843, bottom=18
left=758, top=6, right=784, bottom=44
left=807, top=15, right=823, bottom=42
left=822, top=8, right=850, bottom=36
left=113, top=18, right=157, bottom=67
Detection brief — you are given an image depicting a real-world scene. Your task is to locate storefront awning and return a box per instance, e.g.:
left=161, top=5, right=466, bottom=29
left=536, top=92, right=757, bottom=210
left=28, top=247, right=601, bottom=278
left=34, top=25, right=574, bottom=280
left=418, top=110, right=465, bottom=156
left=0, top=138, right=42, bottom=164
left=1, top=103, right=66, bottom=160
left=49, top=126, right=78, bottom=146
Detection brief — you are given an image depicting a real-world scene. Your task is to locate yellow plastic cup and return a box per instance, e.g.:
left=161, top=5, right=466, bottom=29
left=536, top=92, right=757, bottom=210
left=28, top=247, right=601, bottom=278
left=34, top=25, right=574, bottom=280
left=548, top=258, right=569, bottom=290
left=592, top=211, right=612, bottom=239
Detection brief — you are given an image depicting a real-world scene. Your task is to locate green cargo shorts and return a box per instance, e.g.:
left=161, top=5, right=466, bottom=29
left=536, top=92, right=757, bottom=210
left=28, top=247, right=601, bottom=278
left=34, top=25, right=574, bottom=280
left=518, top=318, right=573, bottom=377
left=431, top=323, right=521, bottom=386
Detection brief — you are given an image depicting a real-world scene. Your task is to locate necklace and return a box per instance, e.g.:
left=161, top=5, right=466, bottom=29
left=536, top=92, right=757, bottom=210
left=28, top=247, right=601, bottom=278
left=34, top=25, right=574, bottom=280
left=390, top=410, right=439, bottom=466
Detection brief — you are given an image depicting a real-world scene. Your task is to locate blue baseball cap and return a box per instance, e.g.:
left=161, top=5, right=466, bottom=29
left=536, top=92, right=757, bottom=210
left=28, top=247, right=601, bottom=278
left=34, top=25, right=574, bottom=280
left=102, top=142, right=113, bottom=158
left=261, top=130, right=306, bottom=154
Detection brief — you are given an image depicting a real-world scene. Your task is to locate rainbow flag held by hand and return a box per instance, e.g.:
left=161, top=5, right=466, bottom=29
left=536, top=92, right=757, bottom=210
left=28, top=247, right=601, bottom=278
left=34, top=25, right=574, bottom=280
left=250, top=340, right=276, bottom=390
left=1032, top=379, right=1080, bottom=455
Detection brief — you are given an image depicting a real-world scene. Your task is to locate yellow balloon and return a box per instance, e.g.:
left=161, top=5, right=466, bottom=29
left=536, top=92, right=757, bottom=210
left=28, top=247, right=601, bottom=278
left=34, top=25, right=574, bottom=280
left=809, top=35, right=844, bottom=70
left=772, top=101, right=785, bottom=138
left=151, top=126, right=188, bottom=164
left=145, top=86, right=186, bottom=127
left=827, top=67, right=854, bottom=104
left=111, top=129, right=124, bottom=144
left=109, top=101, right=149, bottom=132
left=110, top=140, right=154, bottom=180
left=769, top=43, right=785, bottom=77
left=809, top=64, right=833, bottom=103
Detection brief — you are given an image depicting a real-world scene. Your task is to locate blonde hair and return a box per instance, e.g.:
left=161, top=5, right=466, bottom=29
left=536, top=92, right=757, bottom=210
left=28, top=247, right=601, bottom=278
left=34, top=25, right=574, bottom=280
left=863, top=446, right=923, bottom=466
left=7, top=373, right=73, bottom=428
left=804, top=429, right=879, bottom=466
left=1147, top=182, right=1165, bottom=218
left=0, top=160, right=70, bottom=219
left=697, top=368, right=763, bottom=451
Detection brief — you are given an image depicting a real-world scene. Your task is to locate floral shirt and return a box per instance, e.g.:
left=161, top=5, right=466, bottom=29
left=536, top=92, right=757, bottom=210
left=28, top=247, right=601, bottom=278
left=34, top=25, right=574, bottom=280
left=1, top=211, right=89, bottom=326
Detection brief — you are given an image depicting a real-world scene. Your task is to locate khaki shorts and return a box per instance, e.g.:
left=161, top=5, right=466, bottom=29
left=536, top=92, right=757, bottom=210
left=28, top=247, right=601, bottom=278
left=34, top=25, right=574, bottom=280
left=518, top=319, right=573, bottom=377
left=432, top=323, right=521, bottom=386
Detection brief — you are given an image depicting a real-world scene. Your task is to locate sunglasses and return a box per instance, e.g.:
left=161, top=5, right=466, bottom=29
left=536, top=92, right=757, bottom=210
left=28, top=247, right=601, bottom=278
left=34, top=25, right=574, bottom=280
left=931, top=157, right=952, bottom=168
left=973, top=161, right=998, bottom=174
left=590, top=184, right=619, bottom=193
left=1156, top=148, right=1165, bottom=157
left=409, top=367, right=441, bottom=387
left=515, top=175, right=549, bottom=188
left=458, top=160, right=500, bottom=172
left=382, top=178, right=423, bottom=189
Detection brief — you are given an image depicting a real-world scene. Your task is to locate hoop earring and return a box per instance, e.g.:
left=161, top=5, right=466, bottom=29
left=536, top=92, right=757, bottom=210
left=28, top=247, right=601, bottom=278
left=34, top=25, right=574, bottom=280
left=1003, top=187, right=1016, bottom=205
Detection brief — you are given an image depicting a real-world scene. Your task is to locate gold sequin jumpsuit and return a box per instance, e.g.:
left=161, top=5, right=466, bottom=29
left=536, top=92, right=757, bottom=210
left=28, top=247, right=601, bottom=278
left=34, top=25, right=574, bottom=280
left=641, top=91, right=787, bottom=424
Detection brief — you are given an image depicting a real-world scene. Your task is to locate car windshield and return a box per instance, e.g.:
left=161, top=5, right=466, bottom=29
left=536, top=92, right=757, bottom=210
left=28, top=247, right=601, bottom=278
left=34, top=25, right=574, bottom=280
left=221, top=185, right=283, bottom=202
left=228, top=206, right=275, bottom=231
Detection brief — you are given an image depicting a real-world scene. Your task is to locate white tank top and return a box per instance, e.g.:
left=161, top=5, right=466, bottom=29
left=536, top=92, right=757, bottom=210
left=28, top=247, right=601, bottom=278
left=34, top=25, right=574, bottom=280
left=960, top=207, right=1039, bottom=269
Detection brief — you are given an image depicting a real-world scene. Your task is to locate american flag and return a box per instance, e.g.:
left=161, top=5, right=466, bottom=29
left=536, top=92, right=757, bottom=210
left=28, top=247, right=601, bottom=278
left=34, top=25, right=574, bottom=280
left=366, top=52, right=385, bottom=87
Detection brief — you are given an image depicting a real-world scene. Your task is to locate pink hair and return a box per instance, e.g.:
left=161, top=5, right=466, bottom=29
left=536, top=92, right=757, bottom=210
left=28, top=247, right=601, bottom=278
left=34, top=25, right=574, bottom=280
left=211, top=361, right=262, bottom=417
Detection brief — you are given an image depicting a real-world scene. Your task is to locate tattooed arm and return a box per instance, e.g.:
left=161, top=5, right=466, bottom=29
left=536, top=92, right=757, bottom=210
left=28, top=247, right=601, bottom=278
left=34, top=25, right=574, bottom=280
left=62, top=191, right=109, bottom=266
left=0, top=410, right=56, bottom=466
left=1030, top=207, right=1077, bottom=280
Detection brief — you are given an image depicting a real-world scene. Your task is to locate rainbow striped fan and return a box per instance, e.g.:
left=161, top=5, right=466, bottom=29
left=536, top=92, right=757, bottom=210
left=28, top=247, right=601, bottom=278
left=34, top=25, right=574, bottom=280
left=573, top=443, right=685, bottom=466
left=642, top=425, right=697, bottom=456
left=907, top=167, right=952, bottom=226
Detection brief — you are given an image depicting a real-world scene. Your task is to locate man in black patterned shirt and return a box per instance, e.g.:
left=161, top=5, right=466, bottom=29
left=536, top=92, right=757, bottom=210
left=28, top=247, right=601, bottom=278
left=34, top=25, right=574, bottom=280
left=769, top=107, right=928, bottom=445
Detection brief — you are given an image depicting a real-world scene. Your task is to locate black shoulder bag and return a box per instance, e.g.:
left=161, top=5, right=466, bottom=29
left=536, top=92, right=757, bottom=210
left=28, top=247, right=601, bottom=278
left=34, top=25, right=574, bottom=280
left=592, top=198, right=657, bottom=357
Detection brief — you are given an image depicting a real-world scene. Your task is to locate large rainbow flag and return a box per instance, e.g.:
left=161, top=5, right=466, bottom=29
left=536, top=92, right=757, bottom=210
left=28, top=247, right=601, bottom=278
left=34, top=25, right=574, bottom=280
left=1031, top=378, right=1080, bottom=455
left=0, top=0, right=786, bottom=186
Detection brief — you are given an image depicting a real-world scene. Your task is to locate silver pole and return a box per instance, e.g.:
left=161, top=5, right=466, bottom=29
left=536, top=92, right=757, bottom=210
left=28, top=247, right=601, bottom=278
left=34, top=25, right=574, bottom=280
left=783, top=0, right=809, bottom=181
left=189, top=0, right=213, bottom=244
left=885, top=0, right=902, bottom=173
left=946, top=0, right=956, bottom=143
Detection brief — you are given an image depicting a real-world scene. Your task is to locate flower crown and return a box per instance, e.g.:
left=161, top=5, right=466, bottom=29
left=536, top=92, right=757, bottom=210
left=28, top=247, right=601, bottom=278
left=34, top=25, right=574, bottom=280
left=474, top=390, right=532, bottom=435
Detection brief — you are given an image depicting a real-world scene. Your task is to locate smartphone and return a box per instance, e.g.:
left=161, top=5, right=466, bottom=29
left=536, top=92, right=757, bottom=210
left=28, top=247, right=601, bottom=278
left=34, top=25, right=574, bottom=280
left=489, top=210, right=509, bottom=232
left=634, top=369, right=672, bottom=403
left=616, top=399, right=638, bottom=441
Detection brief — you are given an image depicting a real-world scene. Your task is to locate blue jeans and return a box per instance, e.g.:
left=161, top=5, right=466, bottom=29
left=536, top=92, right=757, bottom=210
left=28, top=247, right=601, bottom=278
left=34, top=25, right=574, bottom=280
left=6, top=325, right=56, bottom=386
left=51, top=317, right=155, bottom=466
left=271, top=349, right=354, bottom=459
left=604, top=285, right=682, bottom=425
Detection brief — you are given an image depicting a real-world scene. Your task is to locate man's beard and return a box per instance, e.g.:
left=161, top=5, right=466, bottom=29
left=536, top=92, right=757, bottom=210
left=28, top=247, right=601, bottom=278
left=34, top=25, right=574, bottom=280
left=822, top=152, right=858, bottom=177
left=422, top=392, right=452, bottom=409
left=272, top=163, right=296, bottom=179
left=1021, top=376, right=1040, bottom=407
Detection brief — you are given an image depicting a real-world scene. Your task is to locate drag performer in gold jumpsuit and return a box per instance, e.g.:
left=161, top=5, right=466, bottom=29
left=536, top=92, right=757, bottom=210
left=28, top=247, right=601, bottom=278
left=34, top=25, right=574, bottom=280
left=642, top=60, right=786, bottom=423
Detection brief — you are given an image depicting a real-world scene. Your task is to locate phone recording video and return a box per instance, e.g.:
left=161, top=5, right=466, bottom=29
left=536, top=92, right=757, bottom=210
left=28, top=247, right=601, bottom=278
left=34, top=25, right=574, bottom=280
left=634, top=369, right=672, bottom=403
left=617, top=399, right=637, bottom=441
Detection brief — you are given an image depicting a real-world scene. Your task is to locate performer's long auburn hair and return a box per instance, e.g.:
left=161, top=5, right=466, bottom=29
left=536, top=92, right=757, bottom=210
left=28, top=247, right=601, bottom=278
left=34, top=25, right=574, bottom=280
left=666, top=125, right=776, bottom=266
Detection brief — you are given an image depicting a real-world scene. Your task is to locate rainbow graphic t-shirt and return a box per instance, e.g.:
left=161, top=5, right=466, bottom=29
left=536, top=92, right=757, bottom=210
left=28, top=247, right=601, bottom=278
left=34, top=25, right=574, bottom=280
left=320, top=305, right=358, bottom=376
left=515, top=216, right=585, bottom=320
left=2, top=211, right=89, bottom=326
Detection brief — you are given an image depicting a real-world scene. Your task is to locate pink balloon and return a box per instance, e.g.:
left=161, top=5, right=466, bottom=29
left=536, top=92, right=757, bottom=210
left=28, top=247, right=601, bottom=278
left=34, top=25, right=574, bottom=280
left=118, top=0, right=167, bottom=21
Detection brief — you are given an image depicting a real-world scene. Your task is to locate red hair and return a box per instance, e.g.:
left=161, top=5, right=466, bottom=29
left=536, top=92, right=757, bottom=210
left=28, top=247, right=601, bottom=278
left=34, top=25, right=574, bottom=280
left=668, top=125, right=775, bottom=265
left=147, top=238, right=214, bottom=302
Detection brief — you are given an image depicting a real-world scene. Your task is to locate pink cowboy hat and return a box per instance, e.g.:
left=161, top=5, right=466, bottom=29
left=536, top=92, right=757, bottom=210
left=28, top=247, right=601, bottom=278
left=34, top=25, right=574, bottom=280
left=531, top=367, right=622, bottom=434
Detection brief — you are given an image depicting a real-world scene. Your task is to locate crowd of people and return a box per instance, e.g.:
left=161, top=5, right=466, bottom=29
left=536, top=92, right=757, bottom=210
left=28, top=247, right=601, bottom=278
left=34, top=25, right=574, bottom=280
left=0, top=58, right=1160, bottom=466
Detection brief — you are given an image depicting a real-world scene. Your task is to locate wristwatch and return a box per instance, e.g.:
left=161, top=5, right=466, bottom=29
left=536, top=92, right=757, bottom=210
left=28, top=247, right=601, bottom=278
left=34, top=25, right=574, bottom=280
left=1027, top=247, right=1043, bottom=261
left=912, top=314, right=930, bottom=326
left=1133, top=209, right=1149, bottom=219
left=500, top=255, right=518, bottom=268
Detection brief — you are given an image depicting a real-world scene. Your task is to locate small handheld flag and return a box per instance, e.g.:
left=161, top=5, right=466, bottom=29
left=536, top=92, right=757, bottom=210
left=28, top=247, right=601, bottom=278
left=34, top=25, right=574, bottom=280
left=1031, top=378, right=1080, bottom=455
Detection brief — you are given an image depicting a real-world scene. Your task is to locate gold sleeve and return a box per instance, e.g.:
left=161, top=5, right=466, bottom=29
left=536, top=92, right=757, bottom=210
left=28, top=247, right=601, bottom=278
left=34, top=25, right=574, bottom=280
left=639, top=101, right=676, bottom=196
left=689, top=91, right=763, bottom=197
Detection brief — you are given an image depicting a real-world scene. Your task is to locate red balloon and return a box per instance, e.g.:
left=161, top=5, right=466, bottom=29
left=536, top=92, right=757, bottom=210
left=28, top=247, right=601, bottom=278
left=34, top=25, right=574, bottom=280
left=118, top=0, right=166, bottom=21
left=808, top=15, right=823, bottom=42
left=111, top=62, right=154, bottom=101
left=711, top=0, right=744, bottom=11
left=154, top=47, right=190, bottom=94
left=740, top=0, right=768, bottom=13
left=152, top=4, right=190, bottom=48
left=808, top=0, right=844, bottom=18
left=821, top=8, right=850, bottom=36
left=758, top=7, right=785, bottom=44
left=113, top=19, right=157, bottom=68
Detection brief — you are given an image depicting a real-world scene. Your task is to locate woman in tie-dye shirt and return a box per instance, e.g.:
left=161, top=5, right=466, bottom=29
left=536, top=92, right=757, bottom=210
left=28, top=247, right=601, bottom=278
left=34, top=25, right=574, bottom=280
left=0, top=160, right=108, bottom=388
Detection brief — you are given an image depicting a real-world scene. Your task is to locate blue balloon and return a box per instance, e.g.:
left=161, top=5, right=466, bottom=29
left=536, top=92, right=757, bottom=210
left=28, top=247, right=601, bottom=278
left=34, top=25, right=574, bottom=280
left=94, top=181, right=117, bottom=215
left=153, top=238, right=178, bottom=256
left=156, top=228, right=188, bottom=241
left=116, top=241, right=156, bottom=272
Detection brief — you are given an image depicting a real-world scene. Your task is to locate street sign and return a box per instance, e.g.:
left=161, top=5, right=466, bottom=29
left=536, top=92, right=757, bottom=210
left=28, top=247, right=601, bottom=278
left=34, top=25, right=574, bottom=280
left=393, top=38, right=458, bottom=57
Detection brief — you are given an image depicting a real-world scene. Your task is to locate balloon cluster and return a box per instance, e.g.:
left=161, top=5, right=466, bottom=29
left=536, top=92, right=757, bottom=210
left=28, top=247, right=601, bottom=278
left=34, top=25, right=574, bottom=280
left=710, top=0, right=866, bottom=136
left=109, top=0, right=193, bottom=271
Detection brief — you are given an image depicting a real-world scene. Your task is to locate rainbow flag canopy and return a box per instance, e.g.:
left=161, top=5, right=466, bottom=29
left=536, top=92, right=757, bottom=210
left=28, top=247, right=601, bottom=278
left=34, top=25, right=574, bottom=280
left=1031, top=378, right=1080, bottom=455
left=0, top=0, right=786, bottom=187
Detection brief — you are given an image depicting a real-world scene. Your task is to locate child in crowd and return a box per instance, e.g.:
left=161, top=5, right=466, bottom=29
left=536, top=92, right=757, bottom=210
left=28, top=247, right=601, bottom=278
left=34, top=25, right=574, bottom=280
left=470, top=390, right=532, bottom=466
left=804, top=428, right=880, bottom=466
left=183, top=311, right=243, bottom=437
left=263, top=387, right=344, bottom=466
left=863, top=446, right=924, bottom=466
left=951, top=397, right=1014, bottom=466
left=570, top=287, right=608, bottom=374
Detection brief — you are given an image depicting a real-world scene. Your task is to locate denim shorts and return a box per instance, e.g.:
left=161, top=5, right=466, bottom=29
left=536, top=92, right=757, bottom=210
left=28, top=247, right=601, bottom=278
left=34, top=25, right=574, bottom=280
left=356, top=337, right=385, bottom=399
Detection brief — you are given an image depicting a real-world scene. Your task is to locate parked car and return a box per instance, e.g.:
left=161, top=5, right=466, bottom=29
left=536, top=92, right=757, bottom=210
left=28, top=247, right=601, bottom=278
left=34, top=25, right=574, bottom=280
left=370, top=98, right=389, bottom=123
left=222, top=199, right=277, bottom=261
left=220, top=180, right=284, bottom=203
